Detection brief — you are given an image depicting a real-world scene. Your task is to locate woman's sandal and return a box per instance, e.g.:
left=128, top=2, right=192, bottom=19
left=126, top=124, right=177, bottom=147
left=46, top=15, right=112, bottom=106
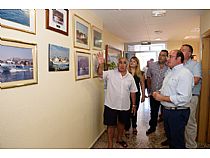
left=116, top=140, right=128, bottom=148
left=133, top=129, right=138, bottom=135
left=125, top=131, right=130, bottom=138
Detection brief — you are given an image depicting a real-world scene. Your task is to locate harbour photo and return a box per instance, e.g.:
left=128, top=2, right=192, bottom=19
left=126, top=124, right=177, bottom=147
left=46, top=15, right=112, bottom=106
left=49, top=44, right=69, bottom=72
left=0, top=45, right=34, bottom=83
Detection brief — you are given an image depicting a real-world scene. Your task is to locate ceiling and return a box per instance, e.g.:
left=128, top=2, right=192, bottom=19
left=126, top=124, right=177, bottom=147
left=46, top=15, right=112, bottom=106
left=91, top=9, right=204, bottom=43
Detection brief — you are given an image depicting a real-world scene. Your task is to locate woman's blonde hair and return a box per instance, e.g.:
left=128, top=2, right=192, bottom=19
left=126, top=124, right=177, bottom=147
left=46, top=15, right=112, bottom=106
left=128, top=56, right=143, bottom=81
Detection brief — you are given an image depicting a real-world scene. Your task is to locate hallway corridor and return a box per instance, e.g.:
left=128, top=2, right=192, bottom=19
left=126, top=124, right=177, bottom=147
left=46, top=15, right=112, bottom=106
left=92, top=97, right=210, bottom=149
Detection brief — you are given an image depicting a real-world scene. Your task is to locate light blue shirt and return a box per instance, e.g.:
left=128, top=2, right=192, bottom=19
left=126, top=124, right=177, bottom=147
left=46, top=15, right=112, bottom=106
left=160, top=64, right=194, bottom=107
left=184, top=59, right=202, bottom=95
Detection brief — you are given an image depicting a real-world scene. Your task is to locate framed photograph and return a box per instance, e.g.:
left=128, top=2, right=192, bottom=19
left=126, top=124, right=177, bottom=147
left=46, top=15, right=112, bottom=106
left=92, top=53, right=99, bottom=77
left=73, top=15, right=91, bottom=50
left=0, top=9, right=36, bottom=34
left=92, top=26, right=103, bottom=50
left=105, top=45, right=122, bottom=70
left=0, top=38, right=37, bottom=89
left=75, top=51, right=91, bottom=80
left=49, top=44, right=70, bottom=72
left=46, top=9, right=69, bottom=36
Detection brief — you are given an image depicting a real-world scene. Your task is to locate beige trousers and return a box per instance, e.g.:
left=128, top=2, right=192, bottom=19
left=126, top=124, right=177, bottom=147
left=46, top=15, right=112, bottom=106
left=185, top=96, right=198, bottom=148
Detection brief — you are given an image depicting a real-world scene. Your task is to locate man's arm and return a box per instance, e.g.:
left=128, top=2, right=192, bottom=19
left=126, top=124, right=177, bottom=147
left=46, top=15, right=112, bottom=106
left=147, top=77, right=151, bottom=95
left=152, top=91, right=171, bottom=102
left=130, top=92, right=136, bottom=115
left=97, top=52, right=105, bottom=78
left=140, top=75, right=145, bottom=102
left=194, top=77, right=201, bottom=85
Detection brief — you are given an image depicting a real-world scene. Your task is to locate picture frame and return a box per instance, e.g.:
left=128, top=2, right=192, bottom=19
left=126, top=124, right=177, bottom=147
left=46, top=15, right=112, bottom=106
left=92, top=53, right=99, bottom=78
left=105, top=45, right=122, bottom=70
left=49, top=44, right=70, bottom=72
left=73, top=15, right=91, bottom=50
left=0, top=9, right=36, bottom=34
left=75, top=51, right=91, bottom=80
left=46, top=9, right=69, bottom=36
left=0, top=38, right=38, bottom=89
left=92, top=26, right=103, bottom=50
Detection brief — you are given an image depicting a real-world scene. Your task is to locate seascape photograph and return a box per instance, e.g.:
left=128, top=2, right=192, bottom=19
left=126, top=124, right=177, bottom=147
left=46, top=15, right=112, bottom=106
left=49, top=44, right=70, bottom=72
left=0, top=9, right=30, bottom=27
left=0, top=45, right=33, bottom=83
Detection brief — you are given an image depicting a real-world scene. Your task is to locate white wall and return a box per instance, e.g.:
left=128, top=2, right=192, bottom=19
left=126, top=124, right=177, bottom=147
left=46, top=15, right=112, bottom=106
left=167, top=40, right=200, bottom=61
left=0, top=9, right=125, bottom=148
left=200, top=10, right=210, bottom=35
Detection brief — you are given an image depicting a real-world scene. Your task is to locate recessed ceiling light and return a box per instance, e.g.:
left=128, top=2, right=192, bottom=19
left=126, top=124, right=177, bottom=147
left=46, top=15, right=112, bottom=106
left=155, top=38, right=161, bottom=41
left=152, top=10, right=166, bottom=17
left=191, top=27, right=200, bottom=33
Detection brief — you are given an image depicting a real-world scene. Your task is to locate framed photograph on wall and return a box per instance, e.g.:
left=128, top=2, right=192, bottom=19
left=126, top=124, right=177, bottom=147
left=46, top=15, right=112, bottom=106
left=75, top=51, right=91, bottom=80
left=105, top=45, right=122, bottom=70
left=73, top=15, right=91, bottom=50
left=92, top=53, right=99, bottom=78
left=49, top=44, right=70, bottom=72
left=92, top=26, right=103, bottom=50
left=46, top=9, right=69, bottom=36
left=0, top=38, right=38, bottom=89
left=0, top=9, right=36, bottom=34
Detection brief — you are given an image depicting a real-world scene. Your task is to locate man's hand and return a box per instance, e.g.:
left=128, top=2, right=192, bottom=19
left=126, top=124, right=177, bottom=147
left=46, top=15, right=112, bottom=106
left=152, top=91, right=162, bottom=101
left=96, top=52, right=105, bottom=64
left=131, top=105, right=136, bottom=116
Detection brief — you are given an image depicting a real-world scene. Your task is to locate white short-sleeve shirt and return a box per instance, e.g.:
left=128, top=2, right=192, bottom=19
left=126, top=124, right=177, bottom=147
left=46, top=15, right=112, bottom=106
left=103, top=69, right=138, bottom=110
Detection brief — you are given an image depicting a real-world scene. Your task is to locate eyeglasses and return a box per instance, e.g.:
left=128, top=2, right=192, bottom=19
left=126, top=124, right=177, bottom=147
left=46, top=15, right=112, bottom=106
left=159, top=54, right=167, bottom=57
left=168, top=55, right=176, bottom=59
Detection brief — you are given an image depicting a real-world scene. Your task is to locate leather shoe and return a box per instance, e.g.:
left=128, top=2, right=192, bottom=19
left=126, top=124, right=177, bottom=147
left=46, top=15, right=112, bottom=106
left=161, top=139, right=169, bottom=146
left=146, top=128, right=155, bottom=135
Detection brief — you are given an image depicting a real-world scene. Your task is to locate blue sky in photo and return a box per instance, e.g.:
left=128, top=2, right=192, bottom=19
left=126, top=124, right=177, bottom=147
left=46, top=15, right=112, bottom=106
left=0, top=45, right=32, bottom=60
left=76, top=21, right=88, bottom=35
left=49, top=44, right=69, bottom=58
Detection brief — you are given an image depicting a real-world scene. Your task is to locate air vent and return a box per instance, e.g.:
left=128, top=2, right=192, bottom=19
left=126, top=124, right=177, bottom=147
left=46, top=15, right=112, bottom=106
left=152, top=10, right=166, bottom=17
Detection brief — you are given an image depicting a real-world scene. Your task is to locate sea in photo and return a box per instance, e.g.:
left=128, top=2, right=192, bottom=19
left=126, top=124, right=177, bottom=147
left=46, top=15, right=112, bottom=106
left=0, top=9, right=30, bottom=26
left=0, top=45, right=34, bottom=83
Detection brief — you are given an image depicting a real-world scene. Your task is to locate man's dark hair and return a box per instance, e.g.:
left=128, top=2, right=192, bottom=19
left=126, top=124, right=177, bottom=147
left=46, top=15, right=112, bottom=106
left=182, top=44, right=193, bottom=54
left=161, top=50, right=168, bottom=56
left=176, top=50, right=184, bottom=63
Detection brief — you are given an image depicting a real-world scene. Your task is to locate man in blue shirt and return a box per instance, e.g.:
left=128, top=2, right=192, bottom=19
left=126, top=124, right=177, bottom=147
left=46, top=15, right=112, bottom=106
left=146, top=50, right=168, bottom=135
left=153, top=50, right=194, bottom=148
left=181, top=44, right=202, bottom=148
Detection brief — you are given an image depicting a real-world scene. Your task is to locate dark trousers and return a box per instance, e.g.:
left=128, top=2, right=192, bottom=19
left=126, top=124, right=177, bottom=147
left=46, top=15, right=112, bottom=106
left=163, top=108, right=190, bottom=149
left=149, top=96, right=161, bottom=130
left=125, top=104, right=139, bottom=130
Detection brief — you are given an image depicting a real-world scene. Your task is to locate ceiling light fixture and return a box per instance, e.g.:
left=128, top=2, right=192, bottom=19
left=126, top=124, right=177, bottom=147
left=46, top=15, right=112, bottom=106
left=152, top=10, right=166, bottom=17
left=155, top=38, right=161, bottom=41
left=184, top=35, right=199, bottom=40
left=141, top=41, right=151, bottom=45
left=191, top=27, right=200, bottom=33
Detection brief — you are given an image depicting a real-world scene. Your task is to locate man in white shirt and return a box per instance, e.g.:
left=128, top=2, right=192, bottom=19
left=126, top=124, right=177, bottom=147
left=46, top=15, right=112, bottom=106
left=97, top=52, right=138, bottom=148
left=153, top=50, right=194, bottom=148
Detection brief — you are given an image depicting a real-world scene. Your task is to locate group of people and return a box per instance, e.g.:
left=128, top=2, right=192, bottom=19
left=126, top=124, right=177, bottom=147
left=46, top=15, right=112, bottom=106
left=97, top=44, right=202, bottom=149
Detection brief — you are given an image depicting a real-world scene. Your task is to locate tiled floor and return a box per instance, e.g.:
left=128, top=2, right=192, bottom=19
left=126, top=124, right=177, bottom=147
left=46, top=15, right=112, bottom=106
left=92, top=97, right=210, bottom=149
